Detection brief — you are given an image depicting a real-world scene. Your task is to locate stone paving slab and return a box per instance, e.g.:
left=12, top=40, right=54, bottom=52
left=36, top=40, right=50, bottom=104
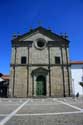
left=0, top=116, right=5, bottom=121
left=0, top=105, right=20, bottom=114
left=5, top=113, right=83, bottom=125
left=0, top=99, right=25, bottom=114
left=70, top=102, right=83, bottom=109
left=58, top=98, right=83, bottom=109
left=0, top=97, right=83, bottom=125
left=0, top=98, right=27, bottom=103
left=17, top=104, right=77, bottom=114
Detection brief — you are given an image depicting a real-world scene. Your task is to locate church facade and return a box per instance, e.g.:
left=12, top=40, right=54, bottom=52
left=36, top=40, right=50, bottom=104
left=9, top=27, right=72, bottom=97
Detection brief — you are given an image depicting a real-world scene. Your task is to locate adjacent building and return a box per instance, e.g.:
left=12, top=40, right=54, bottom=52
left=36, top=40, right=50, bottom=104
left=71, top=61, right=83, bottom=96
left=0, top=73, right=9, bottom=97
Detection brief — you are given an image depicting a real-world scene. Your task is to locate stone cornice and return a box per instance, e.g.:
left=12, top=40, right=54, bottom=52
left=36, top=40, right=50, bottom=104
left=10, top=63, right=71, bottom=67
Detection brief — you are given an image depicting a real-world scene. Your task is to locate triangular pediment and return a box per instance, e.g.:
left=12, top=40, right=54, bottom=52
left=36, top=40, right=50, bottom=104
left=12, top=26, right=69, bottom=46
left=22, top=31, right=53, bottom=41
left=31, top=67, right=48, bottom=76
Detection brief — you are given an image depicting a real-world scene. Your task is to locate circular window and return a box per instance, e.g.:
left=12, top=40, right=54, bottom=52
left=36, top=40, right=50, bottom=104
left=35, top=38, right=46, bottom=50
left=37, top=40, right=45, bottom=48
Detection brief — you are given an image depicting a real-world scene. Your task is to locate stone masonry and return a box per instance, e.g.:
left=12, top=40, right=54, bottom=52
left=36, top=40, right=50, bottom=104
left=9, top=26, right=72, bottom=97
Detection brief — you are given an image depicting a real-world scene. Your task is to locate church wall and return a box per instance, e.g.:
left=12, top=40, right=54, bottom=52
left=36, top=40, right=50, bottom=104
left=62, top=47, right=67, bottom=64
left=62, top=47, right=72, bottom=96
left=28, top=66, right=32, bottom=97
left=49, top=47, right=69, bottom=65
left=16, top=47, right=28, bottom=64
left=11, top=46, right=28, bottom=65
left=14, top=66, right=27, bottom=97
left=67, top=48, right=70, bottom=63
left=69, top=67, right=73, bottom=95
left=9, top=28, right=72, bottom=98
left=11, top=47, right=15, bottom=64
left=9, top=67, right=14, bottom=97
left=64, top=66, right=72, bottom=96
left=29, top=46, right=49, bottom=64
left=50, top=47, right=62, bottom=64
left=51, top=66, right=63, bottom=96
left=63, top=67, right=69, bottom=96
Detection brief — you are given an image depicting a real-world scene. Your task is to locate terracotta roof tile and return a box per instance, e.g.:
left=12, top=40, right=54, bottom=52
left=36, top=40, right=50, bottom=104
left=0, top=73, right=9, bottom=80
left=71, top=61, right=83, bottom=64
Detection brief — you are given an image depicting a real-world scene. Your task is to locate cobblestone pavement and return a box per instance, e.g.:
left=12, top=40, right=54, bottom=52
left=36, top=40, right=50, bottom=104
left=0, top=97, right=83, bottom=125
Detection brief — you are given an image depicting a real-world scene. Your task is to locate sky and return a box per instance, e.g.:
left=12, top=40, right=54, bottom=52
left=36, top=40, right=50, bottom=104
left=0, top=0, right=83, bottom=74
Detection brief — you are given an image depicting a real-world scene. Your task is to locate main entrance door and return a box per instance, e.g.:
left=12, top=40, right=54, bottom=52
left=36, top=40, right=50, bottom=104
left=36, top=75, right=46, bottom=96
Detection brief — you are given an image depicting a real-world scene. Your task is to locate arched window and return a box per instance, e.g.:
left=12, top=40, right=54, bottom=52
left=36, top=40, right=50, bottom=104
left=21, top=56, right=26, bottom=64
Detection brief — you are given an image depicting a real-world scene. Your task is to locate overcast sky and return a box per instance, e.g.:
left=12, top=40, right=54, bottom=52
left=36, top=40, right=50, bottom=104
left=0, top=0, right=83, bottom=74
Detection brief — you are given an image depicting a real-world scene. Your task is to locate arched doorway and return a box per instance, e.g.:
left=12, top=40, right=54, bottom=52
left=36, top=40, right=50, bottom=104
left=36, top=75, right=46, bottom=96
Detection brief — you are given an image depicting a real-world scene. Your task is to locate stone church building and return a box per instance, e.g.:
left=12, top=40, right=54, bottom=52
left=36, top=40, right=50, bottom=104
left=9, top=26, right=72, bottom=97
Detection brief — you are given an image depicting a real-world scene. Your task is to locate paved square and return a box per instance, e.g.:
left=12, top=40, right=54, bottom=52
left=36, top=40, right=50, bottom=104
left=0, top=97, right=83, bottom=125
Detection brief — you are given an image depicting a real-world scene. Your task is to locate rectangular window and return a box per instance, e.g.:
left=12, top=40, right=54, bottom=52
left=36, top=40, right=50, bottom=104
left=21, top=56, right=26, bottom=64
left=55, top=57, right=60, bottom=64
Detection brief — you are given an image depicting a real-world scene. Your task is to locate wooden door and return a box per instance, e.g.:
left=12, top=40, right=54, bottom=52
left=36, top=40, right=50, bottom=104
left=36, top=75, right=46, bottom=96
